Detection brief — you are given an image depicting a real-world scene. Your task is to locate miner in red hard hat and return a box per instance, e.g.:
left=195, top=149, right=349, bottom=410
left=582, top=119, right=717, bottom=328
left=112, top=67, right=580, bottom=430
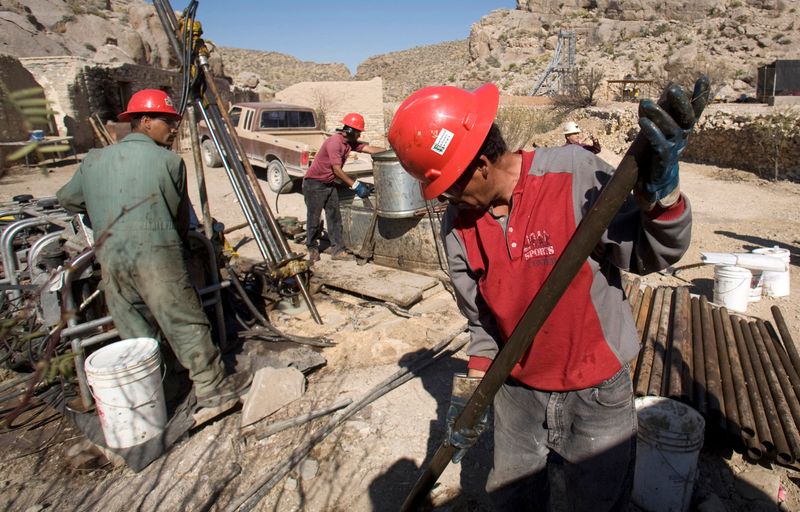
left=302, top=112, right=384, bottom=262
left=57, top=89, right=251, bottom=427
left=388, top=80, right=709, bottom=510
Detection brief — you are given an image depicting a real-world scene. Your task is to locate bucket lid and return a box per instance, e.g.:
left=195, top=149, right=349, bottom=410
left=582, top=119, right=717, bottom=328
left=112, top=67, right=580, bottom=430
left=85, top=337, right=160, bottom=375
left=636, top=396, right=705, bottom=441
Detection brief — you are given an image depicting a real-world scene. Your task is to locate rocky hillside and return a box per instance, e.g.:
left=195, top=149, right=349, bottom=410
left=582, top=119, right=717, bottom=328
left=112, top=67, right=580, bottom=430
left=1, top=0, right=797, bottom=104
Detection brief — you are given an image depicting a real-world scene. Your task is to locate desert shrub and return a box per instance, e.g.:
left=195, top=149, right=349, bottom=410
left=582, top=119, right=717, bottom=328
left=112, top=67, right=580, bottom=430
left=486, top=55, right=501, bottom=68
left=494, top=105, right=569, bottom=150
left=751, top=110, right=800, bottom=181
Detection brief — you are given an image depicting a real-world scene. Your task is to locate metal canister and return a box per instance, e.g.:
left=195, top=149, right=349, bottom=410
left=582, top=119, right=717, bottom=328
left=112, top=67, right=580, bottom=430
left=372, top=149, right=427, bottom=218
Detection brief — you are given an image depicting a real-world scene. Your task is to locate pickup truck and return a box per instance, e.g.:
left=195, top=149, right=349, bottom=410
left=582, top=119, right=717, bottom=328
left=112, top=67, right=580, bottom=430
left=198, top=102, right=372, bottom=193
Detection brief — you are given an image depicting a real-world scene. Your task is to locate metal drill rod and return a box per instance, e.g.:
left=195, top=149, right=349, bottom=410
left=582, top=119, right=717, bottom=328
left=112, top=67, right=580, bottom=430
left=197, top=60, right=322, bottom=325
left=629, top=285, right=653, bottom=379
left=751, top=320, right=800, bottom=462
left=712, top=307, right=739, bottom=436
left=186, top=104, right=214, bottom=240
left=666, top=286, right=690, bottom=401
left=700, top=296, right=726, bottom=429
left=647, top=286, right=672, bottom=396
left=741, top=317, right=791, bottom=462
left=690, top=297, right=708, bottom=415
left=731, top=313, right=772, bottom=456
left=634, top=286, right=663, bottom=396
left=772, top=306, right=800, bottom=378
left=719, top=307, right=756, bottom=440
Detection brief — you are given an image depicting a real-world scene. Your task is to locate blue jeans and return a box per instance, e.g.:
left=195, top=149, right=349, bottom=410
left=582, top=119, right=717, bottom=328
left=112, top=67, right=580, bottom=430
left=488, top=365, right=636, bottom=512
left=303, top=178, right=344, bottom=254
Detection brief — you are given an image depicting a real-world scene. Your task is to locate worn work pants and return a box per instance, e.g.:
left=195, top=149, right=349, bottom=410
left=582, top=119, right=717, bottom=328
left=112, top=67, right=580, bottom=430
left=303, top=178, right=344, bottom=254
left=99, top=237, right=225, bottom=397
left=487, top=366, right=636, bottom=512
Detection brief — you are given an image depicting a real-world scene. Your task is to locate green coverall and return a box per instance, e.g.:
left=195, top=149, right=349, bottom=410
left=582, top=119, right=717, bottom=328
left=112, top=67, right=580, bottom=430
left=57, top=133, right=225, bottom=396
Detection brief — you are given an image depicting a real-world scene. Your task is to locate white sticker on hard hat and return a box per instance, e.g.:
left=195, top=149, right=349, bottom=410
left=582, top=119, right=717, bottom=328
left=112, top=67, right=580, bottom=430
left=431, top=128, right=454, bottom=156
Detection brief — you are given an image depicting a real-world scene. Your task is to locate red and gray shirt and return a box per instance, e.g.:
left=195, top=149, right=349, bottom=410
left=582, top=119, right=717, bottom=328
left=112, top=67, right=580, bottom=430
left=443, top=147, right=691, bottom=391
left=304, top=132, right=366, bottom=183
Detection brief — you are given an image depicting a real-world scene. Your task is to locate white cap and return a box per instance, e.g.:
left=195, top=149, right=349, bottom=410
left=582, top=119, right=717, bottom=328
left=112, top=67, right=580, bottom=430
left=563, top=121, right=581, bottom=135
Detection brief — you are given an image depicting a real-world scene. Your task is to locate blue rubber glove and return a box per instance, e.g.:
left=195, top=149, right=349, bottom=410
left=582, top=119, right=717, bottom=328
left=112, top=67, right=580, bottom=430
left=351, top=179, right=371, bottom=199
left=637, top=77, right=710, bottom=210
left=445, top=374, right=489, bottom=464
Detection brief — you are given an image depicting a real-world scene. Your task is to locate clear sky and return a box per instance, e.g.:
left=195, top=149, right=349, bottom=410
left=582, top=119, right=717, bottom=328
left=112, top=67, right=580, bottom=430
left=179, top=1, right=516, bottom=74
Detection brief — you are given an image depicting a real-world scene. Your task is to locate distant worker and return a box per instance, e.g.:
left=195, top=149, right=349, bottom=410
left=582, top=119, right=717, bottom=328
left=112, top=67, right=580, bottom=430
left=563, top=121, right=601, bottom=154
left=56, top=89, right=250, bottom=423
left=303, top=113, right=385, bottom=262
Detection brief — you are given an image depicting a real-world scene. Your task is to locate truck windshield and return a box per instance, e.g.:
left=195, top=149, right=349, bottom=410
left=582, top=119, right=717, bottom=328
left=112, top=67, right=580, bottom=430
left=260, top=110, right=316, bottom=129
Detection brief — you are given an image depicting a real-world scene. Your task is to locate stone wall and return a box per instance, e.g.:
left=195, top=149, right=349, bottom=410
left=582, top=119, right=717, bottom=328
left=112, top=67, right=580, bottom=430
left=17, top=56, right=254, bottom=152
left=684, top=108, right=800, bottom=180
left=275, top=77, right=386, bottom=147
left=0, top=55, right=41, bottom=144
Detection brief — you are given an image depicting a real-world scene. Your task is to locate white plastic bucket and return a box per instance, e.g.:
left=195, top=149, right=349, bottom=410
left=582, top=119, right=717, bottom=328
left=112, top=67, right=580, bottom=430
left=85, top=337, right=167, bottom=449
left=713, top=265, right=751, bottom=313
left=632, top=396, right=705, bottom=512
left=752, top=247, right=790, bottom=297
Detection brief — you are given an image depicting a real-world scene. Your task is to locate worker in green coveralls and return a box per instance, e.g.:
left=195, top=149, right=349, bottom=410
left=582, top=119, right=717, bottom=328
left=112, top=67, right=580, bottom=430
left=57, top=89, right=250, bottom=421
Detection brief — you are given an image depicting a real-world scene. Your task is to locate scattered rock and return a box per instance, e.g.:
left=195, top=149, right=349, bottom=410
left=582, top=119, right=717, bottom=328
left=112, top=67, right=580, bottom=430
left=735, top=468, right=781, bottom=504
left=298, top=458, right=319, bottom=481
left=240, top=366, right=306, bottom=427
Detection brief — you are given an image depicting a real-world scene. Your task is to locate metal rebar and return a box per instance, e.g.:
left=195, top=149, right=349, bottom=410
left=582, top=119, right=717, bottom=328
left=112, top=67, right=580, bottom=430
left=712, top=306, right=739, bottom=436
left=700, top=296, right=725, bottom=429
left=719, top=308, right=756, bottom=440
left=741, top=318, right=791, bottom=463
left=252, top=398, right=353, bottom=441
left=731, top=314, right=772, bottom=455
left=754, top=320, right=800, bottom=462
left=647, top=286, right=672, bottom=396
left=666, top=287, right=691, bottom=401
left=690, top=297, right=707, bottom=415
left=634, top=287, right=664, bottom=396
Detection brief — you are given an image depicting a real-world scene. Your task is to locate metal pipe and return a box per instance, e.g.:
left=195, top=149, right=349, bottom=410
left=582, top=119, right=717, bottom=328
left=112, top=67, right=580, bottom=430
left=690, top=297, right=707, bottom=416
left=647, top=286, right=672, bottom=396
left=754, top=320, right=800, bottom=462
left=764, top=320, right=800, bottom=412
left=741, top=317, right=791, bottom=462
left=634, top=286, right=664, bottom=396
left=712, top=307, right=739, bottom=436
left=26, top=231, right=63, bottom=283
left=252, top=398, right=353, bottom=441
left=772, top=306, right=800, bottom=379
left=2, top=216, right=69, bottom=302
left=666, top=287, right=691, bottom=401
left=719, top=307, right=756, bottom=440
left=186, top=104, right=214, bottom=240
left=700, top=296, right=725, bottom=429
left=188, top=231, right=227, bottom=350
left=627, top=278, right=642, bottom=316
left=731, top=314, right=772, bottom=455
left=59, top=249, right=98, bottom=409
left=61, top=316, right=114, bottom=339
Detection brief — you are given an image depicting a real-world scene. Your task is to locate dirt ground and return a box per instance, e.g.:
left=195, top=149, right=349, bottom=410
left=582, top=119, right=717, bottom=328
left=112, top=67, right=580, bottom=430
left=1, top=147, right=799, bottom=511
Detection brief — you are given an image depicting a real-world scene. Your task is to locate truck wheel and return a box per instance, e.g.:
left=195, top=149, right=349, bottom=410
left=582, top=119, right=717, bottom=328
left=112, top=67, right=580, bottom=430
left=267, top=160, right=291, bottom=193
left=201, top=139, right=222, bottom=168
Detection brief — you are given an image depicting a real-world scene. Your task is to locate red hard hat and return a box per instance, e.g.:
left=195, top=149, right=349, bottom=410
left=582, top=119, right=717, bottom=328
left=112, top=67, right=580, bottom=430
left=341, top=112, right=365, bottom=132
left=388, top=83, right=499, bottom=200
left=118, top=89, right=180, bottom=121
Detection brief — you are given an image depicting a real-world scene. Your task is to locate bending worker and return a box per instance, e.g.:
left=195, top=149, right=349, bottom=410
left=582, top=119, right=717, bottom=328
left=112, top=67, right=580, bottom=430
left=389, top=79, right=708, bottom=510
left=563, top=120, right=601, bottom=154
left=57, top=89, right=250, bottom=420
left=303, top=113, right=384, bottom=262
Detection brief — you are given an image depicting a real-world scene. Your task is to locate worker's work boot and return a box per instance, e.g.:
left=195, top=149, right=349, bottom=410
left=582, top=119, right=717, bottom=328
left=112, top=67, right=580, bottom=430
left=195, top=371, right=252, bottom=409
left=331, top=249, right=352, bottom=261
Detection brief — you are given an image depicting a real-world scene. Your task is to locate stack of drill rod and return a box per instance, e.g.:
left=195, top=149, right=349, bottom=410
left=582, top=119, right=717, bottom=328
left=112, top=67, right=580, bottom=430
left=626, top=279, right=800, bottom=464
